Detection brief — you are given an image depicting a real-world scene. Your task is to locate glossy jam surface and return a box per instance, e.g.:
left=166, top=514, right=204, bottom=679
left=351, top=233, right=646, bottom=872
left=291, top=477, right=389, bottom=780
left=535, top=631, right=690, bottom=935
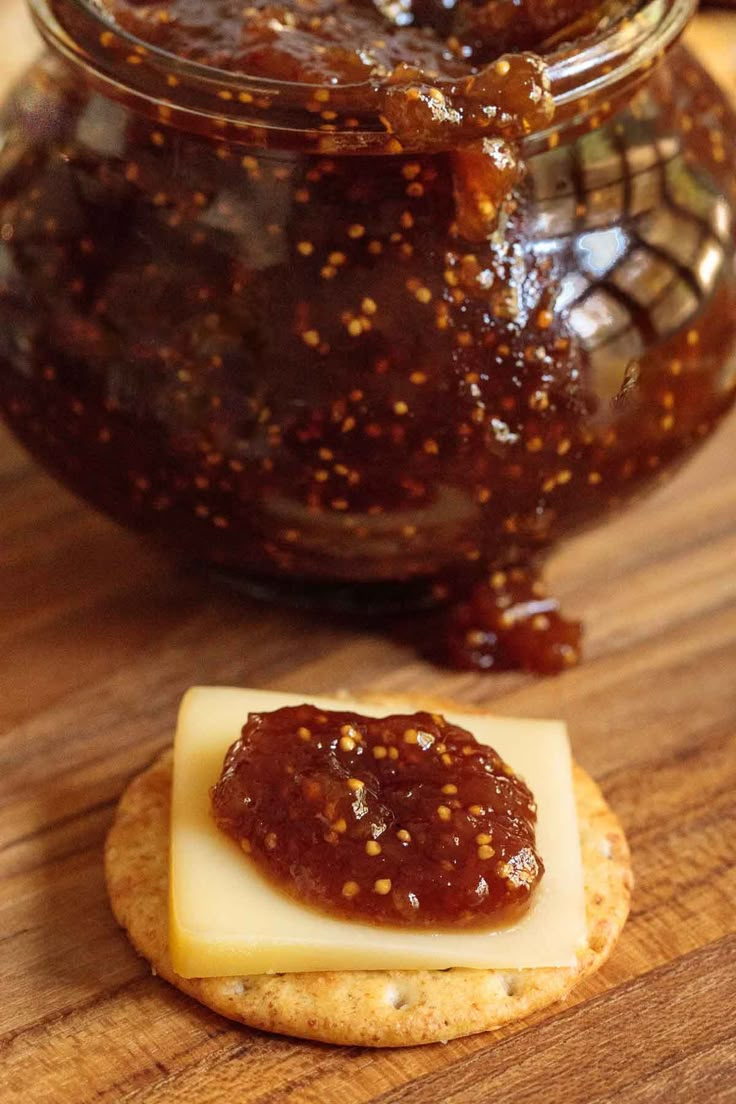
left=0, top=27, right=735, bottom=674
left=104, top=0, right=609, bottom=84
left=211, top=705, right=543, bottom=927
left=97, top=0, right=566, bottom=152
left=446, top=566, right=582, bottom=672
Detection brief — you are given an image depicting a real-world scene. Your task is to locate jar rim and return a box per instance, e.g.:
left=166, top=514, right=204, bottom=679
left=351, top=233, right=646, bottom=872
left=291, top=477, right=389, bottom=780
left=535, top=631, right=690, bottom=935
left=29, top=0, right=696, bottom=150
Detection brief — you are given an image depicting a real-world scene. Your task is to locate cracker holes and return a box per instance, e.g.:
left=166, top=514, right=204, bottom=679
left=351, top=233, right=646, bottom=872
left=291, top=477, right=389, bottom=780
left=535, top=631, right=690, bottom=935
left=502, top=974, right=520, bottom=997
left=588, top=922, right=611, bottom=954
left=600, top=836, right=614, bottom=859
left=224, top=979, right=249, bottom=996
left=384, top=983, right=411, bottom=1010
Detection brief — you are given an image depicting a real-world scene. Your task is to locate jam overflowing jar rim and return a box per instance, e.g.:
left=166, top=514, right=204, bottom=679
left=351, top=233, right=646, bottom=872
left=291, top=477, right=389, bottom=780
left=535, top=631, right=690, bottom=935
left=28, top=0, right=696, bottom=151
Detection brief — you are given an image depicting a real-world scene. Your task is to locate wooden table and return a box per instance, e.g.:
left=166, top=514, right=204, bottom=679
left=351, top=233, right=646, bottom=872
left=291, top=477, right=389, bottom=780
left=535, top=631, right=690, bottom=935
left=1, top=7, right=735, bottom=1102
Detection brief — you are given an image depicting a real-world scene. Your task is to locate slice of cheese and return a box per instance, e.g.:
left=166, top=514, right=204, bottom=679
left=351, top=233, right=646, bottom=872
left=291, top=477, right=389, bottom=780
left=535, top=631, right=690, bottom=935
left=170, top=686, right=587, bottom=978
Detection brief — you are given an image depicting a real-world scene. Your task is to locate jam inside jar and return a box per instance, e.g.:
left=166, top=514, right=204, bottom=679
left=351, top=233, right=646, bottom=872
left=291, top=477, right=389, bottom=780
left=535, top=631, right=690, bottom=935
left=0, top=0, right=735, bottom=673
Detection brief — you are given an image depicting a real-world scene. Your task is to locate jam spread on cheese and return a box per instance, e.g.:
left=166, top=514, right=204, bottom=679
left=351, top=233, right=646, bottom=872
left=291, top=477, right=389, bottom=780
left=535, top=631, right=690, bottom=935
left=211, top=705, right=543, bottom=927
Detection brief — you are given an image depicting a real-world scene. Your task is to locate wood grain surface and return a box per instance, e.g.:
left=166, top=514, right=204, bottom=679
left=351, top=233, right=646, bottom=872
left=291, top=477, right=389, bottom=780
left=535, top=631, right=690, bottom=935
left=1, top=6, right=735, bottom=1102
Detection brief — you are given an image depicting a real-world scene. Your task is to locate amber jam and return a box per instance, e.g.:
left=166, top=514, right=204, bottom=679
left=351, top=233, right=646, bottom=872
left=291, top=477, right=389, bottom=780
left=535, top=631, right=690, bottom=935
left=0, top=0, right=735, bottom=675
left=211, top=705, right=543, bottom=927
left=104, top=0, right=614, bottom=82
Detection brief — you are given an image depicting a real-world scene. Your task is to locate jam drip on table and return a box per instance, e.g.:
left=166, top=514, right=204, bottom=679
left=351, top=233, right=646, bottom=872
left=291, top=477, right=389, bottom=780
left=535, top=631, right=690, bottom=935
left=211, top=705, right=543, bottom=928
left=445, top=566, right=582, bottom=673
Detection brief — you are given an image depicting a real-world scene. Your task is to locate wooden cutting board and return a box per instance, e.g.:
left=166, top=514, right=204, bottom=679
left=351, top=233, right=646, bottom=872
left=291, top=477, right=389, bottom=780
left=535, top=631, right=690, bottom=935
left=1, top=7, right=735, bottom=1102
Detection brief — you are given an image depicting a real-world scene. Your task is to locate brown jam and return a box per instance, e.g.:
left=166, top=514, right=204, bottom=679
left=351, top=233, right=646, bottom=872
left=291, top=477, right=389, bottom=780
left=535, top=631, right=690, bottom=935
left=211, top=705, right=543, bottom=927
left=1, top=0, right=735, bottom=678
left=99, top=0, right=622, bottom=154
left=446, top=565, right=582, bottom=672
left=105, top=0, right=611, bottom=85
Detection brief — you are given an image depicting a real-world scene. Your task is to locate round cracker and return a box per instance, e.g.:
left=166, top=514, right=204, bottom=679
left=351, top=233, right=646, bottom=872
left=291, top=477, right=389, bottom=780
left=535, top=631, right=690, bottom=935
left=106, top=744, right=631, bottom=1048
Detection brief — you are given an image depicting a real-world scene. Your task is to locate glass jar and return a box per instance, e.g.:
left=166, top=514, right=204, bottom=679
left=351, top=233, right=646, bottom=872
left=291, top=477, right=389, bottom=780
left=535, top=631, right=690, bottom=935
left=1, top=0, right=735, bottom=642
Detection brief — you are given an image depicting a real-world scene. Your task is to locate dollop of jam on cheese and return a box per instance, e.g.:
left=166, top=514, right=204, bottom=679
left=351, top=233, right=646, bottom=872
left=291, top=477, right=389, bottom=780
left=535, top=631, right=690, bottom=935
left=211, top=705, right=543, bottom=927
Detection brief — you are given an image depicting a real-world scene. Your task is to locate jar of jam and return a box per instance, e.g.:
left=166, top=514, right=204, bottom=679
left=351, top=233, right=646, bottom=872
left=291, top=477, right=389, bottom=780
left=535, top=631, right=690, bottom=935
left=1, top=0, right=735, bottom=672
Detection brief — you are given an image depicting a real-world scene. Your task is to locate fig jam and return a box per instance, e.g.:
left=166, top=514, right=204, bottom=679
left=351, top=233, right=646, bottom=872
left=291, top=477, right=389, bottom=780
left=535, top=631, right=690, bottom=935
left=211, top=705, right=543, bottom=927
left=104, top=0, right=612, bottom=83
left=0, top=0, right=735, bottom=676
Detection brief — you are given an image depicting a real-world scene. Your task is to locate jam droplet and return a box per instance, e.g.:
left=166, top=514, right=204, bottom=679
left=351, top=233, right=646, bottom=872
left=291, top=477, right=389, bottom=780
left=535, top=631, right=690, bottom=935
left=446, top=566, right=582, bottom=674
left=451, top=136, right=522, bottom=240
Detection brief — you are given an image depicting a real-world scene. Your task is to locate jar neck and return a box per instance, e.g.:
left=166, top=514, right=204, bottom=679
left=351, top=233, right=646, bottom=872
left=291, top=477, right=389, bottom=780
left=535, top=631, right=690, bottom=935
left=30, top=0, right=696, bottom=153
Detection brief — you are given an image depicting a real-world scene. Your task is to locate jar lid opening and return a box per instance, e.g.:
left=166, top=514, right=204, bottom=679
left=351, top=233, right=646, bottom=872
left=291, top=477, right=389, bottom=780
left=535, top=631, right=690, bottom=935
left=29, top=0, right=696, bottom=150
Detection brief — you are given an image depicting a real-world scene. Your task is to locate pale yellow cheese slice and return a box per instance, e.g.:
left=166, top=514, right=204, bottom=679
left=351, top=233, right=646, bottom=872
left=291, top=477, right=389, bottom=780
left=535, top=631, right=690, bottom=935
left=170, top=687, right=587, bottom=978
